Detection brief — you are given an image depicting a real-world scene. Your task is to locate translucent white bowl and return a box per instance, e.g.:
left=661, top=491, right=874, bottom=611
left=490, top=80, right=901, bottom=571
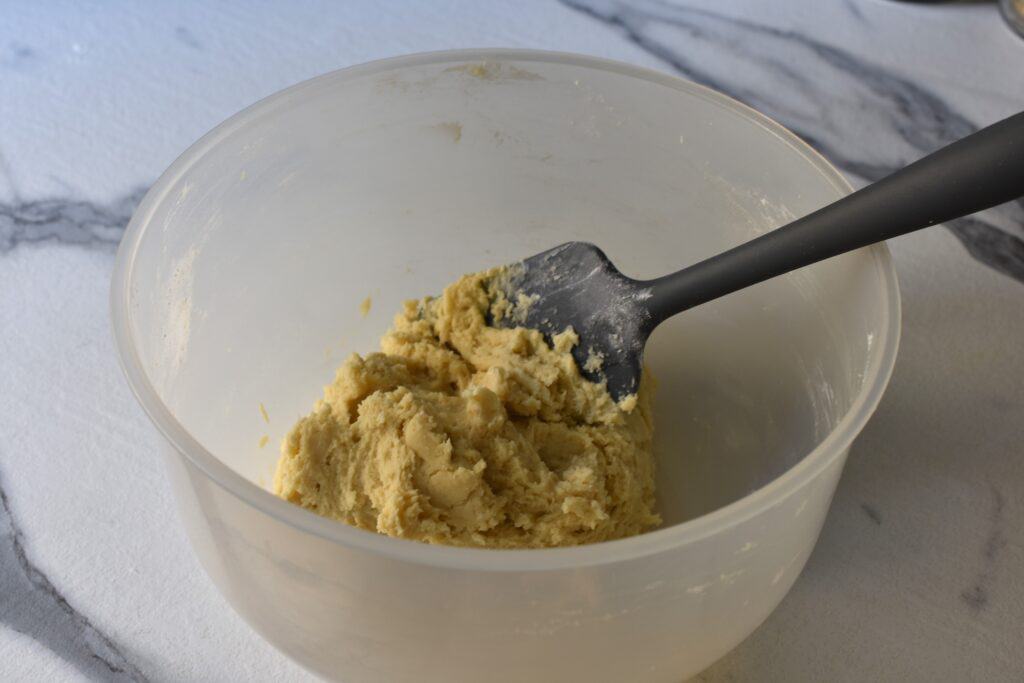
left=112, top=50, right=900, bottom=682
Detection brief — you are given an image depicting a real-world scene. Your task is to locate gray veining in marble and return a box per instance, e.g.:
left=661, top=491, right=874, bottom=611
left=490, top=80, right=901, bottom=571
left=0, top=189, right=146, bottom=253
left=0, top=179, right=148, bottom=678
left=960, top=484, right=1008, bottom=612
left=0, top=472, right=147, bottom=681
left=561, top=0, right=1024, bottom=283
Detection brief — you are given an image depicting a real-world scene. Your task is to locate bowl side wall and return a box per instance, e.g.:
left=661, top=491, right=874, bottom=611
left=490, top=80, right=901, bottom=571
left=166, top=440, right=846, bottom=682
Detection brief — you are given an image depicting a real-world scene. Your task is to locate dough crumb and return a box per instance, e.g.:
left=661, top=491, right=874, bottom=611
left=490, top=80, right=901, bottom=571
left=258, top=435, right=269, bottom=448
left=359, top=296, right=372, bottom=317
left=433, top=122, right=462, bottom=143
left=259, top=402, right=270, bottom=423
left=274, top=267, right=659, bottom=549
left=444, top=62, right=543, bottom=82
left=583, top=348, right=604, bottom=374
left=486, top=264, right=542, bottom=326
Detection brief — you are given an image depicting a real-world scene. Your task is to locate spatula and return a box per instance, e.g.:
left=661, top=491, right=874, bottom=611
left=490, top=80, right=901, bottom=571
left=492, top=111, right=1024, bottom=401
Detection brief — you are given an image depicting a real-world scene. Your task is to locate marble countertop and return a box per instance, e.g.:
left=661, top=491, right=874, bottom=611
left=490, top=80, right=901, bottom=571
left=2, top=1, right=1022, bottom=680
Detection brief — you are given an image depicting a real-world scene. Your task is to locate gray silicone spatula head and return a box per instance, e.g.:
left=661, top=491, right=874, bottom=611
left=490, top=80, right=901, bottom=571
left=491, top=242, right=654, bottom=401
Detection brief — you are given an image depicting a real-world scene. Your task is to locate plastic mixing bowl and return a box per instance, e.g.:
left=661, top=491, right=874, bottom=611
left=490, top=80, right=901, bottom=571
left=112, top=50, right=899, bottom=682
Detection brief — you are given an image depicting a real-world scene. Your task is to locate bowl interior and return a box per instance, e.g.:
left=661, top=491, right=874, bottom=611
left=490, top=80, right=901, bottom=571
left=125, top=53, right=887, bottom=529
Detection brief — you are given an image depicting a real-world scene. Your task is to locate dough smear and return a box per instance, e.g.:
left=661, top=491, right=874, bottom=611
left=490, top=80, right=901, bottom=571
left=273, top=268, right=659, bottom=548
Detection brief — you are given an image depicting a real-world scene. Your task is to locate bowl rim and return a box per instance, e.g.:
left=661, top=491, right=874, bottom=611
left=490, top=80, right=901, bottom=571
left=111, top=48, right=901, bottom=572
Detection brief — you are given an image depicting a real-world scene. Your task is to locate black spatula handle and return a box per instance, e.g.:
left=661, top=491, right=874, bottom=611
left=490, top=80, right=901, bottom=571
left=645, top=110, right=1024, bottom=324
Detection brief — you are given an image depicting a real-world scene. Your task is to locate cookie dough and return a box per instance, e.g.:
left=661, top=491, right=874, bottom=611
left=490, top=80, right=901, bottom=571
left=273, top=268, right=659, bottom=548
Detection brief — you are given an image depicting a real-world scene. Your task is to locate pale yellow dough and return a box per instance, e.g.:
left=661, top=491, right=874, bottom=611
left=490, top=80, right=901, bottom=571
left=273, top=268, right=659, bottom=548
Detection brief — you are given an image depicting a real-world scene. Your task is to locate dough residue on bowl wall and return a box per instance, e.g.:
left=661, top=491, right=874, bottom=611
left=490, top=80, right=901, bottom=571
left=273, top=267, right=660, bottom=549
